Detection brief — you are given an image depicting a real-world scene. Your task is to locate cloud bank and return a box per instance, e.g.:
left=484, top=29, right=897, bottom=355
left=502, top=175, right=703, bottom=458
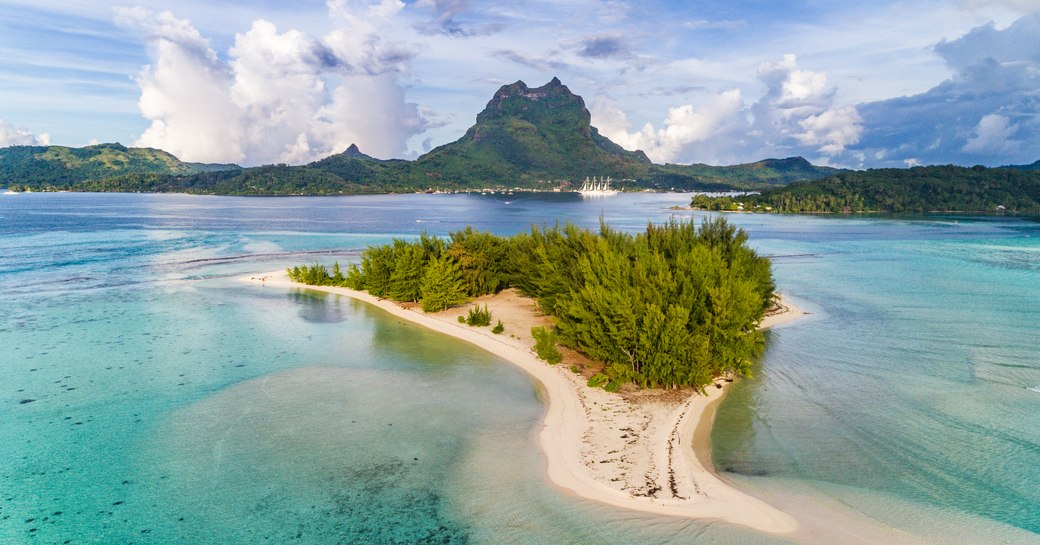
left=0, top=120, right=50, bottom=148
left=118, top=1, right=426, bottom=166
left=852, top=13, right=1040, bottom=167
left=591, top=54, right=862, bottom=165
left=592, top=13, right=1040, bottom=167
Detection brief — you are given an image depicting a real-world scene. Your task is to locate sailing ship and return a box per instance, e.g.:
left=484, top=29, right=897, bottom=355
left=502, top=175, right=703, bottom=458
left=577, top=176, right=618, bottom=196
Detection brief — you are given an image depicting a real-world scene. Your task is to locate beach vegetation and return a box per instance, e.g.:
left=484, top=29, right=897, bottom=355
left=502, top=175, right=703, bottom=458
left=465, top=304, right=492, bottom=326
left=531, top=326, right=563, bottom=364
left=508, top=218, right=772, bottom=388
left=287, top=262, right=333, bottom=285
left=492, top=320, right=505, bottom=334
left=387, top=242, right=427, bottom=302
left=448, top=227, right=509, bottom=296
left=419, top=255, right=467, bottom=312
left=330, top=261, right=346, bottom=285
left=291, top=217, right=774, bottom=391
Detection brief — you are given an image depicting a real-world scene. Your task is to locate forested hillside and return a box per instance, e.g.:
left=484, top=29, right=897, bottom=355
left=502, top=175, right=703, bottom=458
left=0, top=143, right=238, bottom=190
left=692, top=165, right=1040, bottom=213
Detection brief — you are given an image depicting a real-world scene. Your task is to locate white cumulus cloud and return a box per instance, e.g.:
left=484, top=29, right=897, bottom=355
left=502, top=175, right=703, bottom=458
left=796, top=105, right=863, bottom=156
left=590, top=90, right=746, bottom=164
left=853, top=13, right=1040, bottom=166
left=0, top=120, right=50, bottom=147
left=117, top=2, right=425, bottom=166
left=591, top=54, right=860, bottom=164
left=962, top=114, right=1019, bottom=155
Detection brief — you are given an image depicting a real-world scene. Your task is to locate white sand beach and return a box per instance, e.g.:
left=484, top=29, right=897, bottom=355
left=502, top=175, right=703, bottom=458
left=247, top=271, right=805, bottom=533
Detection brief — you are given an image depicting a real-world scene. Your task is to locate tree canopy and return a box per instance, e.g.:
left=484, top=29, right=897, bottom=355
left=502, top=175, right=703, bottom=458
left=288, top=218, right=774, bottom=391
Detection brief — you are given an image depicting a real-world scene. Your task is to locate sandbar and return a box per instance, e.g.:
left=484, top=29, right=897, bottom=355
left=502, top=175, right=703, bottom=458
left=246, top=271, right=806, bottom=533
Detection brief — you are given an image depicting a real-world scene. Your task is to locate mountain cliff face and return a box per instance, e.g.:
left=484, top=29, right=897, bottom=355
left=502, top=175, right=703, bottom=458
left=415, top=78, right=652, bottom=187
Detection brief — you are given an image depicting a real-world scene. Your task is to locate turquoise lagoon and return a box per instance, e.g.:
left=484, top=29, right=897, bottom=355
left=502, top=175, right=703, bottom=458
left=1, top=192, right=1038, bottom=544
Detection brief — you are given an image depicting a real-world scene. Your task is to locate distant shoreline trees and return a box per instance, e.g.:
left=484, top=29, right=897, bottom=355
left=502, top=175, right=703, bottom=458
left=288, top=218, right=774, bottom=391
left=690, top=165, right=1040, bottom=214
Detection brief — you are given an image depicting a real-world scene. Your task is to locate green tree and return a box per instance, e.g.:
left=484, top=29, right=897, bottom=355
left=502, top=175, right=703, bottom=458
left=448, top=227, right=507, bottom=296
left=387, top=243, right=426, bottom=302
left=419, top=255, right=467, bottom=312
left=290, top=217, right=775, bottom=391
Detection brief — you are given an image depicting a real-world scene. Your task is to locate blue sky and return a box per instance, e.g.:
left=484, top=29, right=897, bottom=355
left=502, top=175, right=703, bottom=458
left=1, top=0, right=1038, bottom=168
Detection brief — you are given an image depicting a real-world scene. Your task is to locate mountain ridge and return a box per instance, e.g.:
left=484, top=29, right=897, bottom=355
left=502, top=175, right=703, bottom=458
left=2, top=77, right=840, bottom=194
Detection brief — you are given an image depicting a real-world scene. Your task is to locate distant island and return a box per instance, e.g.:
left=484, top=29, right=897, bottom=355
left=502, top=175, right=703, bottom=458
left=288, top=217, right=774, bottom=391
left=6, top=77, right=1038, bottom=203
left=1, top=78, right=837, bottom=195
left=691, top=165, right=1040, bottom=214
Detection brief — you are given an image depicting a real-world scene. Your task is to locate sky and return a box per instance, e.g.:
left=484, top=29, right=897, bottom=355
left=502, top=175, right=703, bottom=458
left=1, top=0, right=1039, bottom=168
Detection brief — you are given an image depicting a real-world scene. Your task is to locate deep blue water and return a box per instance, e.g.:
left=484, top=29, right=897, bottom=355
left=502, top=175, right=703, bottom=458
left=1, top=192, right=1038, bottom=544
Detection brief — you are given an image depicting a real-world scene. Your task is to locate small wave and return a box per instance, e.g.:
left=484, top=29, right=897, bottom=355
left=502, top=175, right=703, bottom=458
left=1028, top=386, right=1040, bottom=394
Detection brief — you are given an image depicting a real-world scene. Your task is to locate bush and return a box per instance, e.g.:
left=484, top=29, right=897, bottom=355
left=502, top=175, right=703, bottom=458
left=492, top=320, right=504, bottom=334
left=465, top=304, right=492, bottom=326
left=587, top=373, right=608, bottom=388
left=531, top=326, right=563, bottom=364
left=289, top=217, right=775, bottom=391
left=287, top=262, right=332, bottom=285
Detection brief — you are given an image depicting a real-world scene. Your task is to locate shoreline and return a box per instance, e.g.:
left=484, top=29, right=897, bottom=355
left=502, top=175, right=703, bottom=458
left=246, top=271, right=806, bottom=533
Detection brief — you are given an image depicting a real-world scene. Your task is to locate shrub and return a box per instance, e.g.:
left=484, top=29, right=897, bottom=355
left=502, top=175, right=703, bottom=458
left=587, top=373, right=608, bottom=388
left=287, top=262, right=332, bottom=285
left=531, top=326, right=563, bottom=364
left=290, top=217, right=775, bottom=391
left=465, top=304, right=492, bottom=326
left=492, top=320, right=504, bottom=334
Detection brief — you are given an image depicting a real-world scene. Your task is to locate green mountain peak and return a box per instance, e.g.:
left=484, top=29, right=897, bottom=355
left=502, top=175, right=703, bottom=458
left=417, top=78, right=651, bottom=185
left=1, top=77, right=845, bottom=194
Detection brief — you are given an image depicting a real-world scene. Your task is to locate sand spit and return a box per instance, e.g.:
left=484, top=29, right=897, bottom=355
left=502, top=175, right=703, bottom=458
left=247, top=271, right=805, bottom=533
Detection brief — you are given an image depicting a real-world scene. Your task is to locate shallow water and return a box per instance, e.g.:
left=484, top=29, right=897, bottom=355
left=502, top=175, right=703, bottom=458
left=1, top=192, right=1038, bottom=543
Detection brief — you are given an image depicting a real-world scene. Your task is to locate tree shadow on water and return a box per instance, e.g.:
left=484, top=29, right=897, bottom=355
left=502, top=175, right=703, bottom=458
left=287, top=289, right=349, bottom=324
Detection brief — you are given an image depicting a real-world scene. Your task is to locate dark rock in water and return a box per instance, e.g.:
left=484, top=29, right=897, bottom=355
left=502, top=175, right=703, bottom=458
left=19, top=399, right=35, bottom=404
